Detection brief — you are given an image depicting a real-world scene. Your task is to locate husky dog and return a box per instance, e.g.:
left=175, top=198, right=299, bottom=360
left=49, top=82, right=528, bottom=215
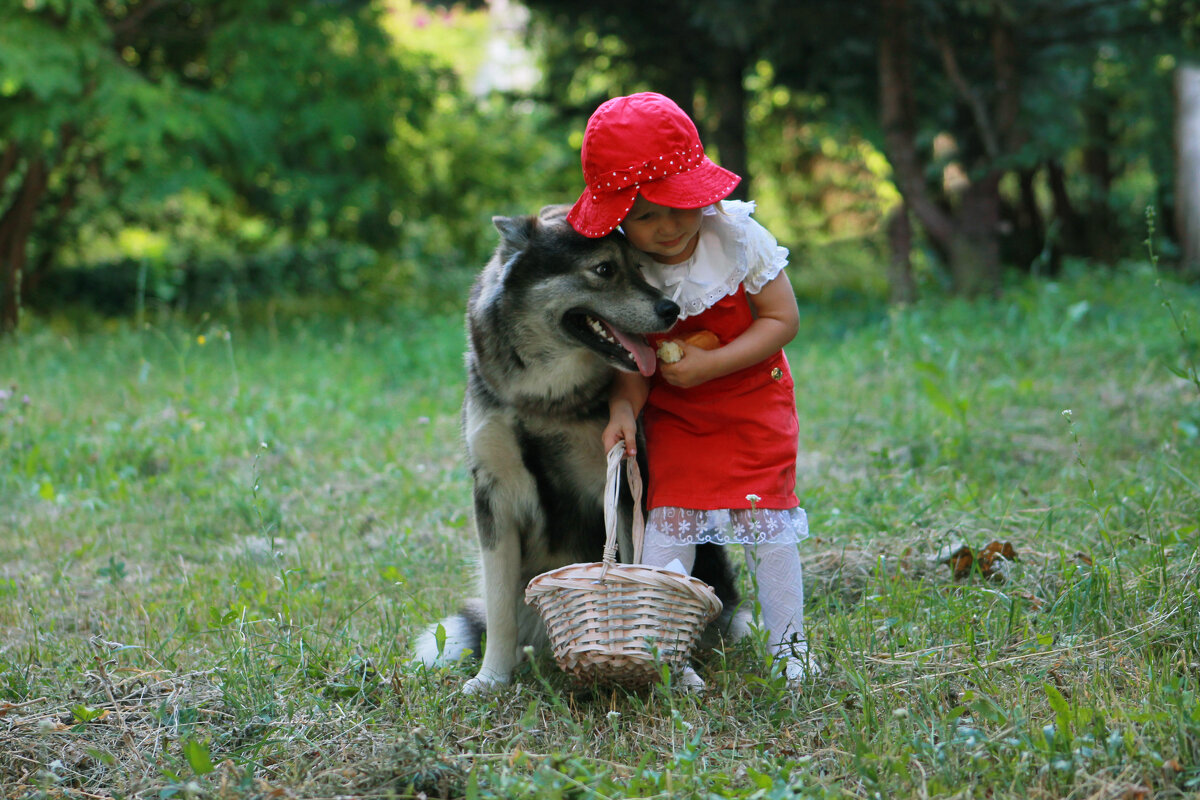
left=413, top=206, right=739, bottom=693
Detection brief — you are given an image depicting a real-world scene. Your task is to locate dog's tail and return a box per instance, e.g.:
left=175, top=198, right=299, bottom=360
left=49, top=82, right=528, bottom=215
left=411, top=600, right=486, bottom=666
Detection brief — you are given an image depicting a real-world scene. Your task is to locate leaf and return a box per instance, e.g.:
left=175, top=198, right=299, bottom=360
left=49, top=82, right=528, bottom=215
left=912, top=359, right=947, bottom=379
left=949, top=549, right=973, bottom=579
left=936, top=542, right=974, bottom=579
left=920, top=376, right=960, bottom=420
left=1044, top=683, right=1070, bottom=718
left=976, top=541, right=1018, bottom=581
left=746, top=768, right=774, bottom=790
left=70, top=704, right=107, bottom=723
left=434, top=623, right=447, bottom=657
left=1166, top=363, right=1189, bottom=379
left=181, top=737, right=215, bottom=775
left=1066, top=300, right=1090, bottom=325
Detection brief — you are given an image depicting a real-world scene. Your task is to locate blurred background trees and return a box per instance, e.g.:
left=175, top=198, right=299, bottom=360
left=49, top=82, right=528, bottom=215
left=1, top=0, right=1197, bottom=333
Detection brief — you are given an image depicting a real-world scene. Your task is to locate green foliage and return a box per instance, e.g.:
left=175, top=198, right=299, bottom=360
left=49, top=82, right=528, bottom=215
left=1, top=0, right=594, bottom=320
left=524, top=0, right=1195, bottom=288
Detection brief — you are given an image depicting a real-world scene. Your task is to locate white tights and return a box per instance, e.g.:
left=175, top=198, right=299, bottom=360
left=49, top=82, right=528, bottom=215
left=640, top=536, right=808, bottom=658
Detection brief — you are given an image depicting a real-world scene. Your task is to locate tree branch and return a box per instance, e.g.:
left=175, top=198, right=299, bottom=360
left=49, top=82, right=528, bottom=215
left=931, top=26, right=1000, bottom=160
left=108, top=0, right=176, bottom=38
left=991, top=17, right=1022, bottom=155
left=0, top=142, right=18, bottom=193
left=879, top=0, right=954, bottom=249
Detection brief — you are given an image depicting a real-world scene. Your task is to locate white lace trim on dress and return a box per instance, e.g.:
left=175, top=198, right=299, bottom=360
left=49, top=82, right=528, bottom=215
left=646, top=506, right=808, bottom=545
left=637, top=200, right=789, bottom=320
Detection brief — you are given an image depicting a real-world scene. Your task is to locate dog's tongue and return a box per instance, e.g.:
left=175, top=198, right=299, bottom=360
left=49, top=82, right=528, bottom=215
left=610, top=328, right=657, bottom=376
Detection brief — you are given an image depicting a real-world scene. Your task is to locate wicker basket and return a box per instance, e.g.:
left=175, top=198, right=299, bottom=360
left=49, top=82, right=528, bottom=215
left=524, top=444, right=723, bottom=687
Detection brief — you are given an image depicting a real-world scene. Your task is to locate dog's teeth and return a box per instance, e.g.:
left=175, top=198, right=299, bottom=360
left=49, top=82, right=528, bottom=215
left=587, top=317, right=616, bottom=344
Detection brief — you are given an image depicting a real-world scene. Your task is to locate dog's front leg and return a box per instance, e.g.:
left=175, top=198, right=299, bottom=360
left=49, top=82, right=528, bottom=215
left=463, top=528, right=523, bottom=694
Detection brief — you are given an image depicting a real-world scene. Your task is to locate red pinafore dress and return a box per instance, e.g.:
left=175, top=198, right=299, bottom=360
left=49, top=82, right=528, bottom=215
left=644, top=287, right=798, bottom=511
left=637, top=202, right=806, bottom=546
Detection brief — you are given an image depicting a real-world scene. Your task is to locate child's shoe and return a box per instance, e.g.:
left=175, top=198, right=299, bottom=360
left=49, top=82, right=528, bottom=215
left=776, top=643, right=821, bottom=686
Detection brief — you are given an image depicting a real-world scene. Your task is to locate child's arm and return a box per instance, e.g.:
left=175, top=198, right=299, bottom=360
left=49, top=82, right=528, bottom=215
left=658, top=271, right=799, bottom=389
left=603, top=370, right=651, bottom=455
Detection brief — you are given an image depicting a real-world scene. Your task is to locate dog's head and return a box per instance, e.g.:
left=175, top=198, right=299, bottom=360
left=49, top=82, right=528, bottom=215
left=473, top=205, right=679, bottom=376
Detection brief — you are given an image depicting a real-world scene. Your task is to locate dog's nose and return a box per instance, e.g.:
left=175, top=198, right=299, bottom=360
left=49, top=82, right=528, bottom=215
left=655, top=298, right=680, bottom=323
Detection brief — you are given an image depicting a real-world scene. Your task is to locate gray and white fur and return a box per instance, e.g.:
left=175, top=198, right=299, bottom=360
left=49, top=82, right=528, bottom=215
left=412, top=205, right=740, bottom=692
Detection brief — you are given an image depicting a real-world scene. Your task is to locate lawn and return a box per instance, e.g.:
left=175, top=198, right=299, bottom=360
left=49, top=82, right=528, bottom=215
left=1, top=263, right=1198, bottom=799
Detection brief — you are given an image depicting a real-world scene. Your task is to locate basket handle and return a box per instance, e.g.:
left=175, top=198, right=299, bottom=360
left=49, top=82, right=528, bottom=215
left=602, top=442, right=645, bottom=565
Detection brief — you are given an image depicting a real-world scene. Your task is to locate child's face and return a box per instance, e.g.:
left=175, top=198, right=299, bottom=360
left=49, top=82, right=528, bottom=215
left=621, top=196, right=703, bottom=264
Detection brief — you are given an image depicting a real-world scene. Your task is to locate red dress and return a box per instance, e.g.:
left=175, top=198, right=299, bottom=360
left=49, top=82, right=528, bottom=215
left=643, top=284, right=799, bottom=513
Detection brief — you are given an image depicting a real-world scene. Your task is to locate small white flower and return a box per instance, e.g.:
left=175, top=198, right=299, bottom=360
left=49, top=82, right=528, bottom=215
left=606, top=711, right=621, bottom=720
left=745, top=493, right=761, bottom=504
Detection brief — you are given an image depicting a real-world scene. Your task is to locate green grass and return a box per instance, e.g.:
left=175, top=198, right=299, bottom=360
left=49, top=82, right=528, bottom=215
left=1, top=264, right=1198, bottom=799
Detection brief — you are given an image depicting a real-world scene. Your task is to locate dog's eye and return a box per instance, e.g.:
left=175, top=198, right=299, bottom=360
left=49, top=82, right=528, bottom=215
left=593, top=262, right=615, bottom=279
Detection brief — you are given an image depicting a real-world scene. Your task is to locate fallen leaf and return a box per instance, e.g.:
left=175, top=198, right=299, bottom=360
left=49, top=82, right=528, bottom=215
left=930, top=539, right=968, bottom=564
left=1117, top=786, right=1151, bottom=800
left=977, top=541, right=1018, bottom=581
left=1017, top=592, right=1046, bottom=610
left=949, top=549, right=974, bottom=580
left=934, top=541, right=974, bottom=579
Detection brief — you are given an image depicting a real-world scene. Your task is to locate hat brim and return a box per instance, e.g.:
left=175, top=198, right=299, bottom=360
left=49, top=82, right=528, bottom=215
left=638, top=159, right=740, bottom=211
left=567, top=186, right=639, bottom=238
left=567, top=158, right=741, bottom=238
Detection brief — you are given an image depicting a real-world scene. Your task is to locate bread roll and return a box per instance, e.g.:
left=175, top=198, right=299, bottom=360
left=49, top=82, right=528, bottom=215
left=656, top=330, right=719, bottom=364
left=656, top=341, right=684, bottom=363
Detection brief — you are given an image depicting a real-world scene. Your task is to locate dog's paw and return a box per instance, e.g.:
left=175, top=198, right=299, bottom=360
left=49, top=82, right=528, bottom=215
left=677, top=665, right=706, bottom=694
left=461, top=671, right=510, bottom=695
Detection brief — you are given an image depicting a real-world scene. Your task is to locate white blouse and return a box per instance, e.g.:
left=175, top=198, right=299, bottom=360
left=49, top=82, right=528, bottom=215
left=636, top=200, right=789, bottom=319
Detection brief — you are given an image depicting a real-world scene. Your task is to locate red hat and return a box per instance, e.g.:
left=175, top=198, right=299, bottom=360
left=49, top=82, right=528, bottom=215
left=567, top=92, right=741, bottom=238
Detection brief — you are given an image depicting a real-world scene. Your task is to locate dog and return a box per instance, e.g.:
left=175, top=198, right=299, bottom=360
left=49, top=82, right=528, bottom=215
left=412, top=205, right=740, bottom=693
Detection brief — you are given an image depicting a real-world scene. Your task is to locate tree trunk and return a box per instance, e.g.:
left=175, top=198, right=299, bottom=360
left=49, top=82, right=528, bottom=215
left=1177, top=64, right=1200, bottom=276
left=886, top=202, right=916, bottom=304
left=706, top=45, right=749, bottom=201
left=880, top=0, right=952, bottom=290
left=881, top=3, right=1015, bottom=296
left=1081, top=90, right=1118, bottom=264
left=1046, top=159, right=1085, bottom=258
left=0, top=157, right=49, bottom=334
left=881, top=0, right=1003, bottom=296
left=951, top=173, right=1003, bottom=296
left=1010, top=166, right=1046, bottom=272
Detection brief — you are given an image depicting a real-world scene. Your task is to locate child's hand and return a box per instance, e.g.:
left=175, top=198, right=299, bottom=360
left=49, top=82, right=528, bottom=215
left=603, top=402, right=638, bottom=455
left=657, top=343, right=719, bottom=388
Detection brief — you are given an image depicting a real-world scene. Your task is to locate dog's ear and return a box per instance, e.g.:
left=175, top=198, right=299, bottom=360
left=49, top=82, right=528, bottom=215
left=492, top=215, right=535, bottom=264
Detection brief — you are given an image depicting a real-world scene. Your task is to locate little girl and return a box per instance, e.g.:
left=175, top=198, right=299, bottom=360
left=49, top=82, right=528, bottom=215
left=566, top=92, right=819, bottom=687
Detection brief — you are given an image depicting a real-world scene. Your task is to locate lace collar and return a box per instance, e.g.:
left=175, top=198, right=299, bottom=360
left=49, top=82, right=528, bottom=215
left=635, top=200, right=784, bottom=319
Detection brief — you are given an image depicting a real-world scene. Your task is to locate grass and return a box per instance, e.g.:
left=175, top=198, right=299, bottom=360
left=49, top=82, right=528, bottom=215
left=1, top=262, right=1198, bottom=799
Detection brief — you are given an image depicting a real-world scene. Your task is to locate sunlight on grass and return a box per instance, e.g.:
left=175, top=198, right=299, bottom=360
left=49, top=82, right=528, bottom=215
left=1, top=265, right=1198, bottom=798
